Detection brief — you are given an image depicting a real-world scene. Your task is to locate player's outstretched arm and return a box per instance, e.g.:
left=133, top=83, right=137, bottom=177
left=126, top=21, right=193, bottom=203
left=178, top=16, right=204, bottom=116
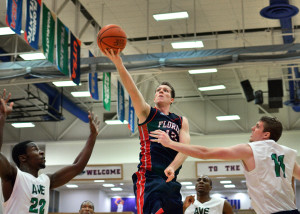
left=48, top=111, right=100, bottom=189
left=151, top=131, right=252, bottom=162
left=0, top=89, right=13, bottom=150
left=103, top=49, right=150, bottom=122
left=163, top=117, right=190, bottom=182
left=0, top=89, right=17, bottom=202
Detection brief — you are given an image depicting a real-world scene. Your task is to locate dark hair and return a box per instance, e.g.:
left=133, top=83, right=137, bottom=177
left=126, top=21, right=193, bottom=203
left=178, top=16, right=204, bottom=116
left=157, top=81, right=175, bottom=98
left=260, top=116, right=283, bottom=142
left=197, top=175, right=212, bottom=187
left=80, top=200, right=94, bottom=210
left=12, top=140, right=33, bottom=167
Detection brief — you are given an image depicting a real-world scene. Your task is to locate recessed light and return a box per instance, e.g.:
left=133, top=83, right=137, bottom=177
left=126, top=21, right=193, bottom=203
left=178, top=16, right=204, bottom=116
left=53, top=81, right=82, bottom=87
left=11, top=122, right=35, bottom=128
left=224, top=184, right=236, bottom=188
left=153, top=11, right=189, bottom=21
left=94, top=180, right=105, bottom=183
left=171, top=41, right=204, bottom=49
left=71, top=91, right=90, bottom=97
left=188, top=68, right=217, bottom=74
left=216, top=115, right=240, bottom=121
left=111, top=187, right=123, bottom=191
left=185, top=186, right=195, bottom=189
left=105, top=120, right=129, bottom=125
left=220, top=180, right=232, bottom=184
left=198, top=85, right=225, bottom=91
left=103, top=184, right=115, bottom=187
left=66, top=184, right=78, bottom=188
left=19, top=53, right=46, bottom=60
left=180, top=181, right=193, bottom=185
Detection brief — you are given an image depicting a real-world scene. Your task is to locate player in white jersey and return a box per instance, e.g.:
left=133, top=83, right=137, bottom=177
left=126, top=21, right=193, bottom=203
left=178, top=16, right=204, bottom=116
left=151, top=116, right=300, bottom=214
left=183, top=175, right=233, bottom=214
left=0, top=89, right=100, bottom=214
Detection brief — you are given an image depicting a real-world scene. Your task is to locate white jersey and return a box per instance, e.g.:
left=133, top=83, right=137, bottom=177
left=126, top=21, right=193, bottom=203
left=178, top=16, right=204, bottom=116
left=117, top=203, right=123, bottom=212
left=184, top=197, right=225, bottom=214
left=3, top=168, right=50, bottom=214
left=242, top=140, right=297, bottom=214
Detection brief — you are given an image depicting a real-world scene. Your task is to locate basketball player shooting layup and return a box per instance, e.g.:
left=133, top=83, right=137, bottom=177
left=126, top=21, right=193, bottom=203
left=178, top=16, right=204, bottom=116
left=0, top=89, right=100, bottom=214
left=151, top=116, right=300, bottom=214
left=104, top=49, right=191, bottom=214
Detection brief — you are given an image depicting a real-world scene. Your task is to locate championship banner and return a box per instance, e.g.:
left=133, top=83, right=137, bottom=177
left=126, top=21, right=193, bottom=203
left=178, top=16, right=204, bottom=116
left=6, top=0, right=23, bottom=35
left=88, top=51, right=99, bottom=100
left=117, top=81, right=125, bottom=122
left=42, top=3, right=55, bottom=63
left=128, top=96, right=135, bottom=133
left=56, top=18, right=69, bottom=76
left=70, top=32, right=81, bottom=85
left=24, top=0, right=41, bottom=49
left=103, top=72, right=111, bottom=111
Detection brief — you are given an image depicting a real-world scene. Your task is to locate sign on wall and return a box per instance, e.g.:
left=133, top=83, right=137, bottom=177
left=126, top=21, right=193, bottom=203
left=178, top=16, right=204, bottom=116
left=73, top=164, right=123, bottom=180
left=196, top=161, right=243, bottom=177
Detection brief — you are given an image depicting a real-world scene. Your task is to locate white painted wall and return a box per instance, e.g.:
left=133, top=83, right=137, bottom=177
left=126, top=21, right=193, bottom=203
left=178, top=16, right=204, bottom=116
left=58, top=189, right=110, bottom=212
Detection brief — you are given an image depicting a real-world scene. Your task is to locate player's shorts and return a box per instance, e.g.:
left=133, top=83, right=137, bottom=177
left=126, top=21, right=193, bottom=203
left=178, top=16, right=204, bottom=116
left=273, top=210, right=300, bottom=214
left=132, top=169, right=183, bottom=214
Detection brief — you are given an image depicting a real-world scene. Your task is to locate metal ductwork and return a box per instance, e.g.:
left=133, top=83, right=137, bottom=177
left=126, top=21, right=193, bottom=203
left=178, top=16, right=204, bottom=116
left=260, top=0, right=300, bottom=112
left=34, top=82, right=89, bottom=123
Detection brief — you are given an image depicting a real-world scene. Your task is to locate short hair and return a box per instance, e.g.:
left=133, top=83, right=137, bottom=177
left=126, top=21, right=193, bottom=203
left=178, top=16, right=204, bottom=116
left=80, top=200, right=94, bottom=210
left=157, top=81, right=175, bottom=98
left=260, top=116, right=283, bottom=142
left=12, top=140, right=33, bottom=167
left=197, top=175, right=212, bottom=187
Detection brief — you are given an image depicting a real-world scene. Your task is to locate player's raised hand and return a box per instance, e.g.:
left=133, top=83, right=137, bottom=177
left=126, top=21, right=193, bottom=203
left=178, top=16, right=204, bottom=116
left=0, top=89, right=14, bottom=120
left=88, top=111, right=100, bottom=137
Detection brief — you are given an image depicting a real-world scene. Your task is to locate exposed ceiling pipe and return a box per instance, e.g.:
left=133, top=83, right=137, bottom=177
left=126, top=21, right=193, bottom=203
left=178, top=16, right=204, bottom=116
left=260, top=0, right=300, bottom=112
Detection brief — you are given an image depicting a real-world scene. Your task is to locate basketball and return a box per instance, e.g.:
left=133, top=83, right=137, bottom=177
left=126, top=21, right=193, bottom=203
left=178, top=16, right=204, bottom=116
left=97, top=24, right=127, bottom=54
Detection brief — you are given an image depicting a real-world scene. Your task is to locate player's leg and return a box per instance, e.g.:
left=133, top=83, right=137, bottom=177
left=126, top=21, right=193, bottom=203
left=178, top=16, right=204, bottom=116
left=161, top=181, right=183, bottom=214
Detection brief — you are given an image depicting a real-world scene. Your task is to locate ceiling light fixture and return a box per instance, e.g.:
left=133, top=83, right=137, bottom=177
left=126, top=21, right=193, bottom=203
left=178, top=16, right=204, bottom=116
left=19, top=53, right=46, bottom=60
left=53, top=81, right=81, bottom=87
left=66, top=184, right=78, bottom=188
left=198, top=85, right=225, bottom=91
left=103, top=184, right=115, bottom=187
left=111, top=187, right=123, bottom=191
left=220, top=180, right=232, bottom=184
left=224, top=184, right=236, bottom=188
left=94, top=180, right=105, bottom=183
left=0, top=27, right=24, bottom=35
left=180, top=181, right=193, bottom=185
left=216, top=115, right=240, bottom=121
left=188, top=68, right=217, bottom=74
left=11, top=122, right=35, bottom=128
left=185, top=186, right=195, bottom=189
left=71, top=91, right=90, bottom=97
left=105, top=120, right=129, bottom=125
left=153, top=11, right=189, bottom=21
left=171, top=40, right=204, bottom=49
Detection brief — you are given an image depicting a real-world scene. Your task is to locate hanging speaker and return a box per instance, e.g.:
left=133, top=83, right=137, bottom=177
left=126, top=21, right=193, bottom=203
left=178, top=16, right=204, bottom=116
left=240, top=80, right=255, bottom=102
left=268, top=79, right=283, bottom=108
left=254, top=90, right=263, bottom=105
